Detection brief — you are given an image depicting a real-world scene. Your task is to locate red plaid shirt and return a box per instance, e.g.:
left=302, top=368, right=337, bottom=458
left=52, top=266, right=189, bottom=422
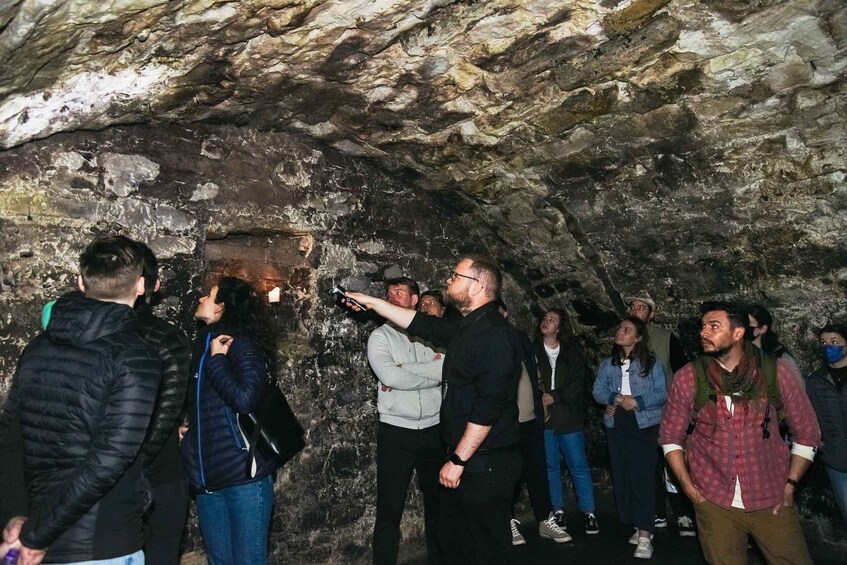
left=660, top=359, right=821, bottom=511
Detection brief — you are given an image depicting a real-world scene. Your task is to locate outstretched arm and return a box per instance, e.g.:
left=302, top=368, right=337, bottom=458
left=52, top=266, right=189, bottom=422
left=344, top=292, right=417, bottom=329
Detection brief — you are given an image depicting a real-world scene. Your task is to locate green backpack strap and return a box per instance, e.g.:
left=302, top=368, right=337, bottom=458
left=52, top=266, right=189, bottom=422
left=757, top=349, right=783, bottom=421
left=687, top=357, right=713, bottom=434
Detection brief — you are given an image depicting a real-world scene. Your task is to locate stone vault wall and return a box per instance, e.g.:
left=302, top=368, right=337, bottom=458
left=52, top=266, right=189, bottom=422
left=0, top=123, right=492, bottom=563
left=1, top=121, right=846, bottom=561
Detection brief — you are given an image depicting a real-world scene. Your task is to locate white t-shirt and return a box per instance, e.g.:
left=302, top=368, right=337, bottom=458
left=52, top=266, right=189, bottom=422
left=620, top=359, right=632, bottom=396
left=545, top=343, right=560, bottom=388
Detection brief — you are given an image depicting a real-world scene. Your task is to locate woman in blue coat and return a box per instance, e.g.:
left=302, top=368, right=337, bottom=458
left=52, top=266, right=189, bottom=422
left=593, top=316, right=666, bottom=560
left=180, top=277, right=277, bottom=565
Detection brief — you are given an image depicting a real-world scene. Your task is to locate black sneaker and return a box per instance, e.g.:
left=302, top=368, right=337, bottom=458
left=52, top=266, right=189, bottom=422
left=553, top=510, right=567, bottom=529
left=677, top=515, right=696, bottom=537
left=654, top=515, right=668, bottom=528
left=585, top=513, right=600, bottom=535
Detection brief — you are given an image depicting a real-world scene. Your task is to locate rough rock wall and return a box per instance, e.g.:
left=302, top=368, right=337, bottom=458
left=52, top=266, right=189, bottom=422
left=0, top=123, right=496, bottom=563
left=1, top=119, right=846, bottom=560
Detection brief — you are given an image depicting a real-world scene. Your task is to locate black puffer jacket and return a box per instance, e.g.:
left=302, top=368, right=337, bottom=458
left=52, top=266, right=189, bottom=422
left=806, top=365, right=847, bottom=472
left=0, top=293, right=161, bottom=563
left=135, top=303, right=191, bottom=486
left=180, top=325, right=276, bottom=493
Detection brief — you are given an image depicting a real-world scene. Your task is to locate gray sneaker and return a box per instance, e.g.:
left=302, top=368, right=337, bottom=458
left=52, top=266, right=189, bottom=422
left=510, top=518, right=526, bottom=546
left=539, top=512, right=572, bottom=543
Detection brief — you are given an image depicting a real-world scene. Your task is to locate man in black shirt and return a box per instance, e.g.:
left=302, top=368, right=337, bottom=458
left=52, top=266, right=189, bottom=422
left=346, top=254, right=523, bottom=564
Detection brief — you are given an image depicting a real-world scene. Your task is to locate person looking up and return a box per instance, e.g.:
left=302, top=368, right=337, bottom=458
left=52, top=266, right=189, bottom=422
left=368, top=277, right=443, bottom=565
left=180, top=276, right=278, bottom=565
left=418, top=290, right=446, bottom=318
left=535, top=309, right=598, bottom=538
left=626, top=292, right=693, bottom=535
left=343, top=255, right=523, bottom=565
left=496, top=302, right=568, bottom=546
left=133, top=241, right=192, bottom=565
left=593, top=317, right=667, bottom=560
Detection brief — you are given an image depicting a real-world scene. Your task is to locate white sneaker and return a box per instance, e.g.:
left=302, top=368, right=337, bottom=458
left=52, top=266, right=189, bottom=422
left=539, top=512, right=572, bottom=543
left=634, top=536, right=654, bottom=559
left=629, top=529, right=655, bottom=545
left=510, top=518, right=526, bottom=546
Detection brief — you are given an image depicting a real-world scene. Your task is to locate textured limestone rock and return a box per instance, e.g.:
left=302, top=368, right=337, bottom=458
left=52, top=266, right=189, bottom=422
left=0, top=0, right=846, bottom=561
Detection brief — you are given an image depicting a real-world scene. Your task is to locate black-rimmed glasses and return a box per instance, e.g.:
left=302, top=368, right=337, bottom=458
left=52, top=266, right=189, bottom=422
left=450, top=271, right=478, bottom=282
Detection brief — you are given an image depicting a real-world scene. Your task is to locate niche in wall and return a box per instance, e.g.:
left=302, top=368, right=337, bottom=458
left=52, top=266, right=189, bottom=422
left=202, top=231, right=316, bottom=338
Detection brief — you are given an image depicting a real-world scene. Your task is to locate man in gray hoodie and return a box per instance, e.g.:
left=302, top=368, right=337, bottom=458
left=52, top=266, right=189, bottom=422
left=368, top=277, right=444, bottom=565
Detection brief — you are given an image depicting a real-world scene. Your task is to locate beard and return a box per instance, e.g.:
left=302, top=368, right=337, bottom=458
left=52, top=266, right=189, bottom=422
left=701, top=339, right=733, bottom=359
left=445, top=286, right=472, bottom=313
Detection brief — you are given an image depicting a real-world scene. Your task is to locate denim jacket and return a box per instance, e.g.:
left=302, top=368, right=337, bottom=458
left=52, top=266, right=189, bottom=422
left=592, top=356, right=666, bottom=429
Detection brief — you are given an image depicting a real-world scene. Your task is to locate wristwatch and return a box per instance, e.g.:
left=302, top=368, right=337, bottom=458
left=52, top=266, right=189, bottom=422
left=786, top=478, right=800, bottom=488
left=449, top=452, right=467, bottom=466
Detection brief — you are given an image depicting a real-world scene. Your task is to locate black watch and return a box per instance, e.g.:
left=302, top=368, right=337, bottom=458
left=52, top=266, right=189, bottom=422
left=449, top=452, right=467, bottom=466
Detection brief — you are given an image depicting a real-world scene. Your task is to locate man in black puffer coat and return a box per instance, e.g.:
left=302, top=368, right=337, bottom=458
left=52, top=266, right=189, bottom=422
left=0, top=236, right=161, bottom=565
left=134, top=242, right=191, bottom=565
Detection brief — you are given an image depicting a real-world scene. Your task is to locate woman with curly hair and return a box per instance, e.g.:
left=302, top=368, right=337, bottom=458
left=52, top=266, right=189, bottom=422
left=593, top=316, right=667, bottom=560
left=180, top=276, right=277, bottom=565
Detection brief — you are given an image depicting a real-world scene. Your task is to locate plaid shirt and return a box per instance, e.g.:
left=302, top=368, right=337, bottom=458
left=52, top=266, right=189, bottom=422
left=660, top=359, right=821, bottom=512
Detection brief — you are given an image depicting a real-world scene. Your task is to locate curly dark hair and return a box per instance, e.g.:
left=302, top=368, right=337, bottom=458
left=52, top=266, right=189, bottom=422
left=214, top=276, right=275, bottom=369
left=611, top=316, right=655, bottom=377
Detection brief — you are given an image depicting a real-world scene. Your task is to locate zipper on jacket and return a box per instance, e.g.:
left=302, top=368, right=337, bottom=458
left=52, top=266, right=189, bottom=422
left=196, top=332, right=212, bottom=493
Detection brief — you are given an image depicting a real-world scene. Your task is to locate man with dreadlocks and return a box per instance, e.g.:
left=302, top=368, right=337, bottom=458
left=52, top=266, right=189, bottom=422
left=659, top=302, right=820, bottom=565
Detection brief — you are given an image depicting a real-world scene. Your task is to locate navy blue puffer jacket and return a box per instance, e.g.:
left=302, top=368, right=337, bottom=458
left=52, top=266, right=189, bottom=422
left=180, top=325, right=276, bottom=493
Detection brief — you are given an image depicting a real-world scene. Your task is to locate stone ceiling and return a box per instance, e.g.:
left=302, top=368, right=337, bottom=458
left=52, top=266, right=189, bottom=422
left=1, top=0, right=846, bottom=349
left=1, top=0, right=842, bottom=191
left=2, top=3, right=847, bottom=558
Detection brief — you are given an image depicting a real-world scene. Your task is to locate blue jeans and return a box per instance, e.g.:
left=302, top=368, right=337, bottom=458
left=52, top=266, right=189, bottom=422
left=825, top=466, right=847, bottom=525
left=543, top=429, right=595, bottom=513
left=54, top=550, right=144, bottom=564
left=196, top=476, right=274, bottom=565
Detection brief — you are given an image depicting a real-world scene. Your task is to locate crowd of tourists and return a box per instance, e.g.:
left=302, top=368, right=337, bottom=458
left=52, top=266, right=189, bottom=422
left=0, top=244, right=845, bottom=565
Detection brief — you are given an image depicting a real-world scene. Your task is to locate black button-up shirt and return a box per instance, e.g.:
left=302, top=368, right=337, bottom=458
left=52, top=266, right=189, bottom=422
left=407, top=302, right=521, bottom=449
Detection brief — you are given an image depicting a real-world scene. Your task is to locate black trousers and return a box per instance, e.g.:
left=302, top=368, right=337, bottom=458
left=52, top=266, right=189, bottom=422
left=655, top=445, right=694, bottom=520
left=440, top=446, right=523, bottom=565
left=373, top=422, right=444, bottom=565
left=143, top=477, right=189, bottom=565
left=513, top=420, right=552, bottom=522
left=607, top=411, right=658, bottom=533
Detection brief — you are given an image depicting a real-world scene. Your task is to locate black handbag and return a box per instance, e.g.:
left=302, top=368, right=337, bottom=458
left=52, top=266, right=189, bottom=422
left=237, top=375, right=306, bottom=478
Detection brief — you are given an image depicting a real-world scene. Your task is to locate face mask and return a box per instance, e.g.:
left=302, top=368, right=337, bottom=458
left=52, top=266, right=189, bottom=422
left=744, top=325, right=757, bottom=342
left=821, top=344, right=846, bottom=364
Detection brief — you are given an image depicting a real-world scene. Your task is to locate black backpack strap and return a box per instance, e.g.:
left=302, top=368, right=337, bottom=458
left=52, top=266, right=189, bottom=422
left=245, top=374, right=275, bottom=475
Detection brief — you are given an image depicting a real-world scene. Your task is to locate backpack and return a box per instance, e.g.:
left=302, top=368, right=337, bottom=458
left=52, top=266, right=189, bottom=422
left=687, top=349, right=784, bottom=439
